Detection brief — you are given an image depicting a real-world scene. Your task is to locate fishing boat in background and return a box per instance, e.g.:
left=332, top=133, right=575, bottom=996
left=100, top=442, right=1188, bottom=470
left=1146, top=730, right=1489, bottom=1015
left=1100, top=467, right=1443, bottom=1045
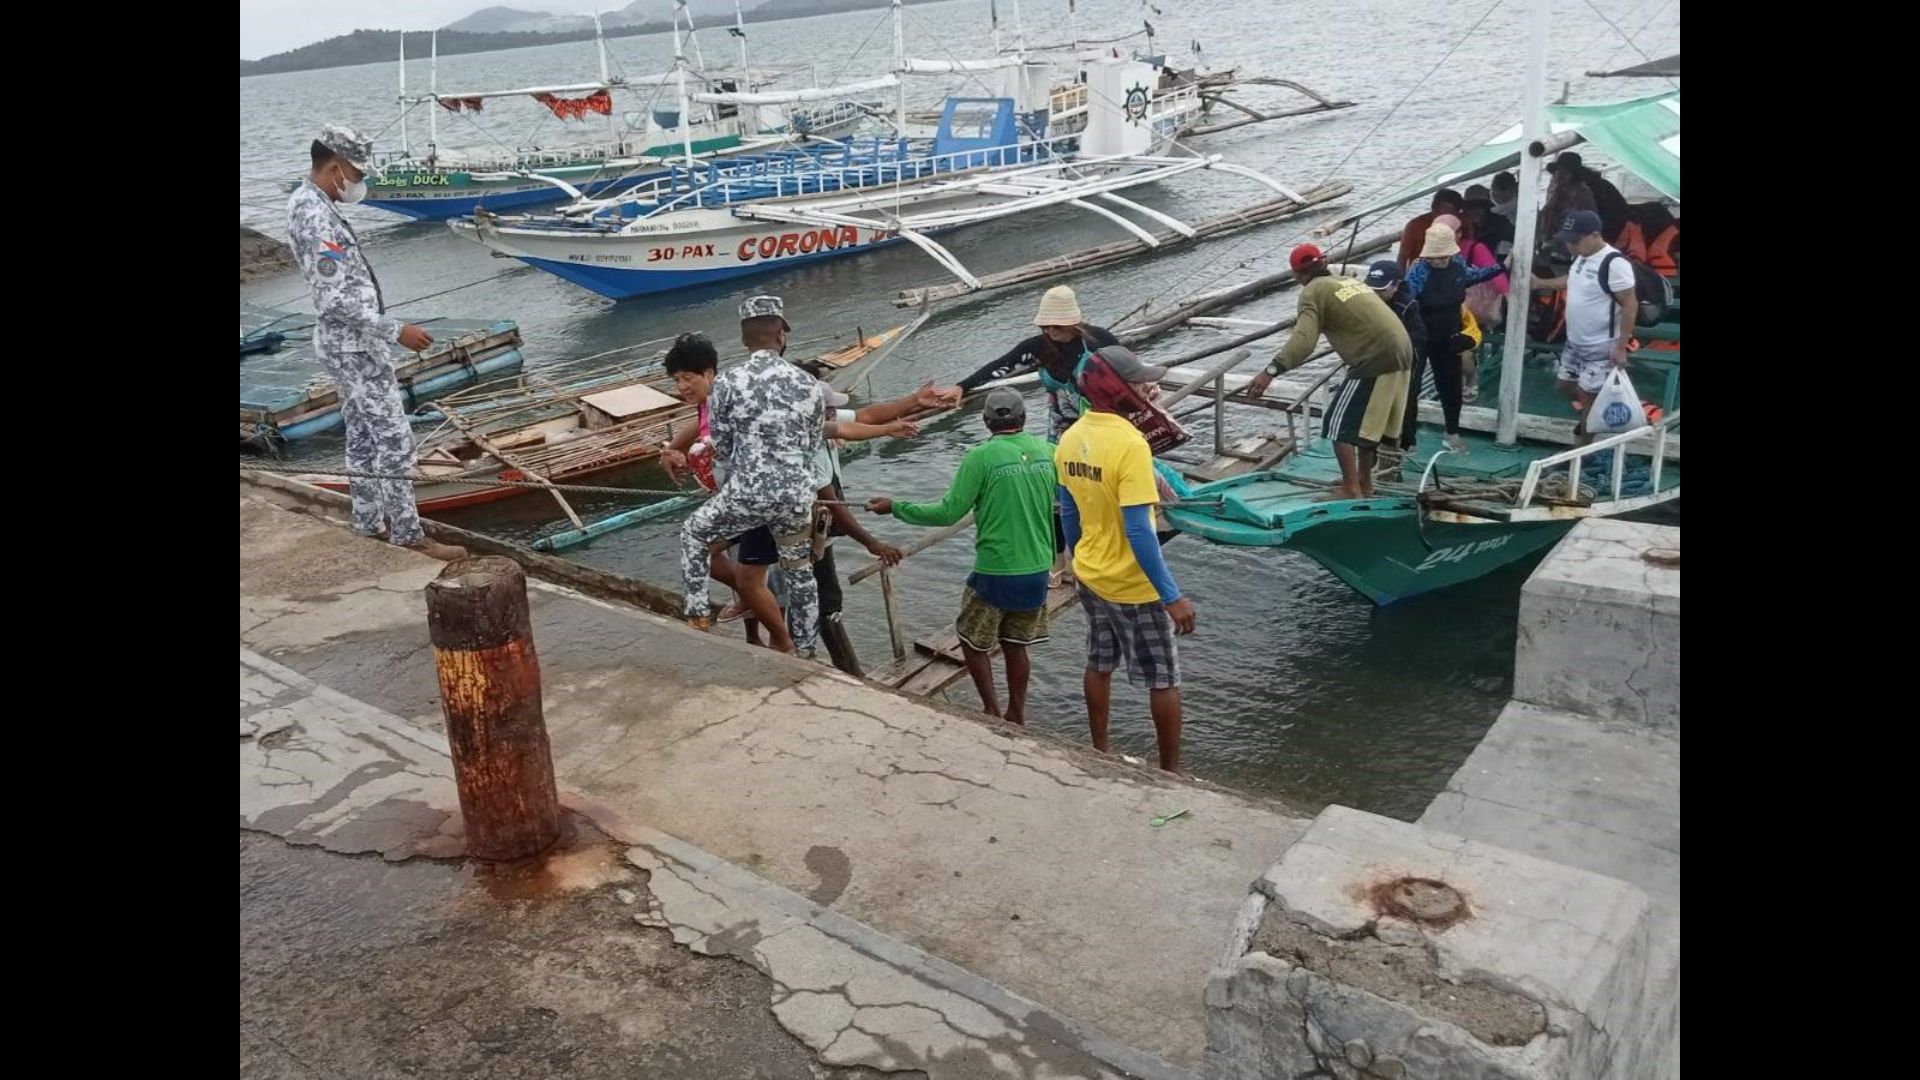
left=239, top=306, right=525, bottom=449
left=452, top=1, right=1309, bottom=301
left=362, top=3, right=867, bottom=222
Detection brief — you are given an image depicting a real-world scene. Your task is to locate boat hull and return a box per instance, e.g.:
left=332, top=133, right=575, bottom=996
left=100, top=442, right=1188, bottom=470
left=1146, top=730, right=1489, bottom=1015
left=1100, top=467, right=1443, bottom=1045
left=1165, top=495, right=1575, bottom=605
left=1160, top=432, right=1674, bottom=605
left=457, top=206, right=927, bottom=299
left=451, top=178, right=1036, bottom=299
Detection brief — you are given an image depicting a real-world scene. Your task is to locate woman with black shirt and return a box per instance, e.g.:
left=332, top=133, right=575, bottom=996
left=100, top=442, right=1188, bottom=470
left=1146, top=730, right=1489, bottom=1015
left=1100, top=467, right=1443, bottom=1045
left=932, top=285, right=1121, bottom=442
left=929, top=286, right=1120, bottom=583
left=1403, top=222, right=1502, bottom=452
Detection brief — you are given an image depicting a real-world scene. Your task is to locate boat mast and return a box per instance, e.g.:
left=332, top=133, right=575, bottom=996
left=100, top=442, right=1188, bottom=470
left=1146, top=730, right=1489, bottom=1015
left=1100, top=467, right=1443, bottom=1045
left=732, top=0, right=752, bottom=84
left=990, top=0, right=1001, bottom=54
left=892, top=0, right=908, bottom=136
left=594, top=9, right=618, bottom=151
left=428, top=30, right=439, bottom=162
left=673, top=1, right=697, bottom=166
left=1011, top=0, right=1026, bottom=53
left=1068, top=0, right=1079, bottom=55
left=1494, top=0, right=1551, bottom=445
left=398, top=32, right=408, bottom=157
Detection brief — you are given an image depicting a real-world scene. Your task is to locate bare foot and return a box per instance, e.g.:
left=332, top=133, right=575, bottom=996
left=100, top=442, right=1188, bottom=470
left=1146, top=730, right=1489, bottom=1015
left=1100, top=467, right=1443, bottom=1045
left=686, top=616, right=714, bottom=632
left=1314, top=487, right=1360, bottom=502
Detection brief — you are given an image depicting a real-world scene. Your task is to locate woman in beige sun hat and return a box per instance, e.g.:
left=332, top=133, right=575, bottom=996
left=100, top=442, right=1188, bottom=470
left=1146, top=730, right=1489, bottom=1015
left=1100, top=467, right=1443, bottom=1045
left=1402, top=222, right=1506, bottom=452
left=931, top=284, right=1122, bottom=442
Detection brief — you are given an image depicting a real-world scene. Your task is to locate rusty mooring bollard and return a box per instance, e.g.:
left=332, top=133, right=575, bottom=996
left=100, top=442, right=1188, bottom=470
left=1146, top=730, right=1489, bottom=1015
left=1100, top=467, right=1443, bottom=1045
left=424, top=556, right=561, bottom=861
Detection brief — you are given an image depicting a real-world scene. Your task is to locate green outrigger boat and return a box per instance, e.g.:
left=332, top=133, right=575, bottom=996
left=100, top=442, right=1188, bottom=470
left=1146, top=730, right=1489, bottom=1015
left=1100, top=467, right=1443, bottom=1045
left=1161, top=417, right=1679, bottom=605
left=1156, top=89, right=1680, bottom=605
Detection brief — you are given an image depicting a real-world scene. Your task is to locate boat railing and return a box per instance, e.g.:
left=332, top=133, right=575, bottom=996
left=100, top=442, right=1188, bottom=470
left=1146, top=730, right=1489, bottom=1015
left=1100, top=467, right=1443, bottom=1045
left=1514, top=409, right=1680, bottom=509
left=578, top=133, right=1082, bottom=223
left=1275, top=360, right=1346, bottom=450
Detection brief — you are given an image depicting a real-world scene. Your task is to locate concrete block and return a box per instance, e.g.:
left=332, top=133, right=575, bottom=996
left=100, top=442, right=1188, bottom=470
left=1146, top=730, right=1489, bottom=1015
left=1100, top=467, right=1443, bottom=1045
left=1420, top=701, right=1678, bottom=911
left=1514, top=519, right=1679, bottom=733
left=1204, top=806, right=1658, bottom=1080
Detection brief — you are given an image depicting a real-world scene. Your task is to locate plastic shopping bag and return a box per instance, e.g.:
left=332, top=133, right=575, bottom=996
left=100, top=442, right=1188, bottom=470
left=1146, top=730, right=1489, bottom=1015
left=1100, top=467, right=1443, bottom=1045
left=1585, top=368, right=1649, bottom=435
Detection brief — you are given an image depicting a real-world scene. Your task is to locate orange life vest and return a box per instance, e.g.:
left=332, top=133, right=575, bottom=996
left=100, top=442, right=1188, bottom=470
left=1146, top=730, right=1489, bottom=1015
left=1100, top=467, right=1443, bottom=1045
left=1618, top=222, right=1679, bottom=278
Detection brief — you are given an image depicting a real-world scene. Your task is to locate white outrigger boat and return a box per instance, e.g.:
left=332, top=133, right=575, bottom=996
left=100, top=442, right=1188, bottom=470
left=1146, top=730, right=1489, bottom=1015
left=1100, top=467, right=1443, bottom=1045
left=448, top=1, right=1307, bottom=299
left=363, top=3, right=867, bottom=222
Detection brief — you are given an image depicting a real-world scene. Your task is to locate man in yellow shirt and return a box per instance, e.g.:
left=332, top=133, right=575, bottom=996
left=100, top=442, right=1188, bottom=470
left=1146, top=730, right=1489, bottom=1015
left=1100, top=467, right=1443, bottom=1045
left=1055, top=346, right=1197, bottom=773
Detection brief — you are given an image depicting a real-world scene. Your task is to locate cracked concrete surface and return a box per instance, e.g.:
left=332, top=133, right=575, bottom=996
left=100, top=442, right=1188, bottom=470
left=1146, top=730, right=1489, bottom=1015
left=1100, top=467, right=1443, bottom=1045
left=242, top=484, right=1313, bottom=1075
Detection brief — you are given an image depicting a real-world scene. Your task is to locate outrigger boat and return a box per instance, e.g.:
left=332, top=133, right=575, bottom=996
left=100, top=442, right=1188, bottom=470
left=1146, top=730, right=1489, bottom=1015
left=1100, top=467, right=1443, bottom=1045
left=1153, top=0, right=1679, bottom=605
left=239, top=305, right=525, bottom=448
left=302, top=315, right=924, bottom=515
left=449, top=1, right=1309, bottom=300
left=363, top=4, right=866, bottom=222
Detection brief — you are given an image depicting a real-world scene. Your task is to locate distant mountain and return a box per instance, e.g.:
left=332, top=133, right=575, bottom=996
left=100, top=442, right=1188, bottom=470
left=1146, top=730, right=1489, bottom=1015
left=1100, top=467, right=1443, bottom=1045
left=443, top=1, right=766, bottom=35
left=240, top=0, right=946, bottom=77
left=443, top=7, right=586, bottom=34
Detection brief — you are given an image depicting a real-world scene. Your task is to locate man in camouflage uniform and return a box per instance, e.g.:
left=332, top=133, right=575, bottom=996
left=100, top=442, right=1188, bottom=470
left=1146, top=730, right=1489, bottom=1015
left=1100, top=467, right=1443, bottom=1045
left=287, top=125, right=465, bottom=560
left=681, top=296, right=824, bottom=651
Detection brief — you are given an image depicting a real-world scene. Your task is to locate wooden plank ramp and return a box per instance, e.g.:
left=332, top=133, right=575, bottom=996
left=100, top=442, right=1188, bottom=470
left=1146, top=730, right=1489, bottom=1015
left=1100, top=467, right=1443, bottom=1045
left=871, top=581, right=1082, bottom=697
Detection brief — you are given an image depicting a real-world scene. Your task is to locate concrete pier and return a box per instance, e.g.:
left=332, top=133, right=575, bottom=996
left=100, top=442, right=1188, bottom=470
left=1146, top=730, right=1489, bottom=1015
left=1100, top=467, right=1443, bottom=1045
left=240, top=476, right=1678, bottom=1078
left=1203, top=519, right=1680, bottom=1079
left=240, top=477, right=1313, bottom=1078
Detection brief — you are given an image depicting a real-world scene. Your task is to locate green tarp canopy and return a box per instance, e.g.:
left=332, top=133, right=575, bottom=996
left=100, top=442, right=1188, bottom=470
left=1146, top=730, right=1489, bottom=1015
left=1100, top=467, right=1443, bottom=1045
left=1329, top=91, right=1679, bottom=230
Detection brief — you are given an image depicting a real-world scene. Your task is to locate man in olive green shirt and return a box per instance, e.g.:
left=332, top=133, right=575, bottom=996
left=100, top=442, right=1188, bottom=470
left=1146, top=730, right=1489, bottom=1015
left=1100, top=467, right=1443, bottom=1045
left=867, top=389, right=1056, bottom=722
left=1246, top=244, right=1415, bottom=498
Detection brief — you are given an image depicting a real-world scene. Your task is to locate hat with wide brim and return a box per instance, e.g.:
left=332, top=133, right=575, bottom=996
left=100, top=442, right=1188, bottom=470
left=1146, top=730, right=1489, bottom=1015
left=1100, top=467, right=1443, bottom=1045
left=1419, top=223, right=1460, bottom=259
left=1033, top=285, right=1083, bottom=327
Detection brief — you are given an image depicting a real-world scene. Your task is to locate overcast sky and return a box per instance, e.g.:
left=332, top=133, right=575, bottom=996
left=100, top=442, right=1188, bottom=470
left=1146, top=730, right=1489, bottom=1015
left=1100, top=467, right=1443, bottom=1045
left=241, top=0, right=592, bottom=60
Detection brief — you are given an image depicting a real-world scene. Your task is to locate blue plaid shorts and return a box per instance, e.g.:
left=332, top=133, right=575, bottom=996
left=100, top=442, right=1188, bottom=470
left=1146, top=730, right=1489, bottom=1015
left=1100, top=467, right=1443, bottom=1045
left=1077, top=584, right=1181, bottom=690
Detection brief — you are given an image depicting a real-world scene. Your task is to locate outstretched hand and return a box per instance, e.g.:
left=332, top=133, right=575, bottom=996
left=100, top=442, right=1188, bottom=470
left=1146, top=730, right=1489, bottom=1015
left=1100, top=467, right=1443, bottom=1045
left=865, top=497, right=895, bottom=515
left=868, top=540, right=905, bottom=567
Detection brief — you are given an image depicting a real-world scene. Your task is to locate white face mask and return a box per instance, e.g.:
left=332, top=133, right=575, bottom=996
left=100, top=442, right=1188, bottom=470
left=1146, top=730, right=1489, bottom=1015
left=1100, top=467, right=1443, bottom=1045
left=333, top=164, right=367, bottom=204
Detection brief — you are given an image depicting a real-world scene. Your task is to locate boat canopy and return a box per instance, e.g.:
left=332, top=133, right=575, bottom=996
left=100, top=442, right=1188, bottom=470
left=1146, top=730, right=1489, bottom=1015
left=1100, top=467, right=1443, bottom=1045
left=689, top=74, right=898, bottom=106
left=1327, top=91, right=1678, bottom=229
left=900, top=56, right=1027, bottom=73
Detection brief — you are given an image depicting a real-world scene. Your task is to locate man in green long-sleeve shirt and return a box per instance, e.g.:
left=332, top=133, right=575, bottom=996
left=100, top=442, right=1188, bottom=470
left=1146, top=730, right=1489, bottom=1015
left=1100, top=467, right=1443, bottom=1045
left=867, top=388, right=1056, bottom=723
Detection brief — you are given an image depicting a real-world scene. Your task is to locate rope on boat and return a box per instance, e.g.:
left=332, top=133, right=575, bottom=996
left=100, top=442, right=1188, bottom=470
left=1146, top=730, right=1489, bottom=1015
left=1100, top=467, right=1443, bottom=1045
left=240, top=462, right=705, bottom=499
left=240, top=463, right=1229, bottom=510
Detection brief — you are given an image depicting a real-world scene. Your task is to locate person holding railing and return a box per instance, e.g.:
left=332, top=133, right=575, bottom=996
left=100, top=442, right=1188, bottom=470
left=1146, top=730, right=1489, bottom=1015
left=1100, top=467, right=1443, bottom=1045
left=1245, top=245, right=1415, bottom=500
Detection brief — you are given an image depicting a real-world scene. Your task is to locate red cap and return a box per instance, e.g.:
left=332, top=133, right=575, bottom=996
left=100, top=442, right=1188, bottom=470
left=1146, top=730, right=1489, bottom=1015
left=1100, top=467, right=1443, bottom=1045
left=1289, top=244, right=1325, bottom=273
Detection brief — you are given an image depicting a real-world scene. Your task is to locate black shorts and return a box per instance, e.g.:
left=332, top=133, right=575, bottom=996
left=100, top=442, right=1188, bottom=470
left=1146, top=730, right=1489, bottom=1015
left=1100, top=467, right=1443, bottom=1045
left=1320, top=369, right=1410, bottom=449
left=731, top=526, right=778, bottom=566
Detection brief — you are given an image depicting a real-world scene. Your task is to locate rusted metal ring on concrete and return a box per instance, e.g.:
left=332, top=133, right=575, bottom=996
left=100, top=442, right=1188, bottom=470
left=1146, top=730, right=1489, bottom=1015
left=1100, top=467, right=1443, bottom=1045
left=1370, top=876, right=1471, bottom=930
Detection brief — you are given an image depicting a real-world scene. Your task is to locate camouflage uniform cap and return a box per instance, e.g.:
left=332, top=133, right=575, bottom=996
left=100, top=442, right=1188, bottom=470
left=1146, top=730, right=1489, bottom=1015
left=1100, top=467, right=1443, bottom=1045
left=738, top=294, right=790, bottom=329
left=318, top=124, right=377, bottom=175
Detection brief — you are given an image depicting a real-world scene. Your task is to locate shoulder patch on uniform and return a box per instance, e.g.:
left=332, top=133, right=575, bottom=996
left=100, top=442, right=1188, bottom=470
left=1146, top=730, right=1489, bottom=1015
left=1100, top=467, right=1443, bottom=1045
left=319, top=240, right=349, bottom=261
left=317, top=258, right=339, bottom=277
